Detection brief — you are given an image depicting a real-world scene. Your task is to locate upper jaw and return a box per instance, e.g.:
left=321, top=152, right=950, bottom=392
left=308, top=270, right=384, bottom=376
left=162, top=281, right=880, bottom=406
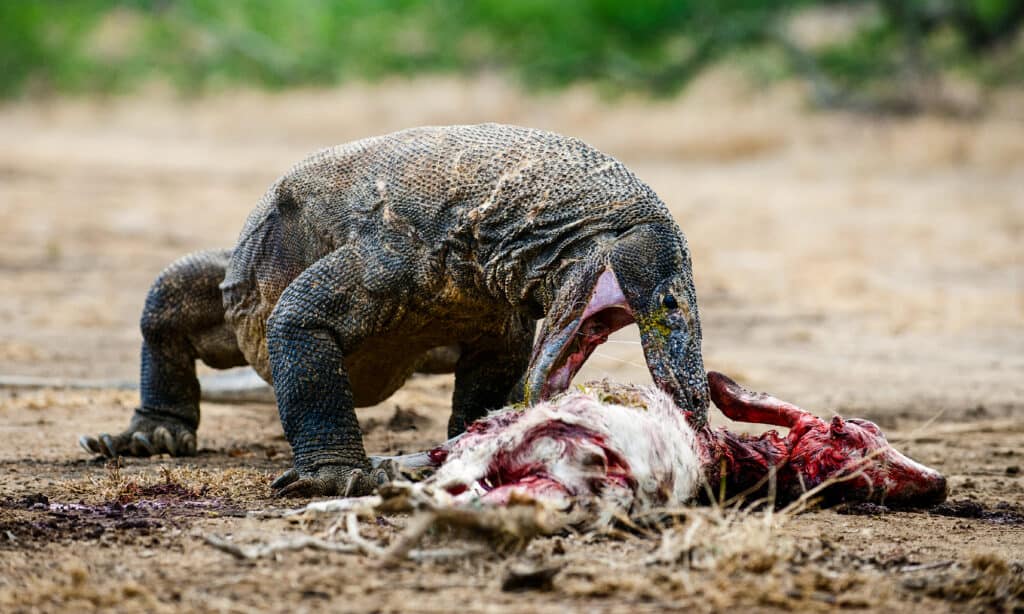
left=640, top=328, right=708, bottom=421
left=524, top=268, right=634, bottom=403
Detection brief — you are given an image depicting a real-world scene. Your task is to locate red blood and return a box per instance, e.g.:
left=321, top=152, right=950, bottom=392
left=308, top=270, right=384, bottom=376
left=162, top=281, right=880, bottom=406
left=428, top=446, right=449, bottom=465
left=703, top=372, right=948, bottom=507
left=404, top=373, right=947, bottom=511
left=445, top=483, right=468, bottom=496
left=481, top=477, right=572, bottom=505
left=481, top=421, right=638, bottom=497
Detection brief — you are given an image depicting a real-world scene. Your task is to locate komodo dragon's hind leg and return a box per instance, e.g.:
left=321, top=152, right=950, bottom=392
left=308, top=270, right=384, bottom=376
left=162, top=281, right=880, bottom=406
left=79, top=249, right=247, bottom=458
left=448, top=314, right=534, bottom=437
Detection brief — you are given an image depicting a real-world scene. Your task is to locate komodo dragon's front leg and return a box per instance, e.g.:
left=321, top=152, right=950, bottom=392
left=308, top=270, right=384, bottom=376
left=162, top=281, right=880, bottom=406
left=265, top=248, right=410, bottom=497
left=79, top=249, right=248, bottom=457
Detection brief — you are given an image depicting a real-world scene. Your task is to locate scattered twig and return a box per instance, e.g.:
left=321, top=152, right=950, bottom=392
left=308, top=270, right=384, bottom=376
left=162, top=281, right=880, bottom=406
left=899, top=560, right=955, bottom=573
left=340, top=512, right=385, bottom=557
left=204, top=530, right=484, bottom=563
left=204, top=533, right=358, bottom=560
left=286, top=495, right=383, bottom=516
left=380, top=512, right=438, bottom=566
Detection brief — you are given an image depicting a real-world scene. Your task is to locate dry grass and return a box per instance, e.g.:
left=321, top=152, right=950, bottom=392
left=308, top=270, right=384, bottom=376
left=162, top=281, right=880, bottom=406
left=52, top=460, right=273, bottom=504
left=3, top=442, right=1021, bottom=612
left=2, top=565, right=166, bottom=613
left=905, top=554, right=1024, bottom=608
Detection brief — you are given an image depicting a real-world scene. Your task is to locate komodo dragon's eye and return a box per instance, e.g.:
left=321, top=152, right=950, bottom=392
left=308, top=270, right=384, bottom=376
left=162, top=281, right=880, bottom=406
left=663, top=295, right=678, bottom=310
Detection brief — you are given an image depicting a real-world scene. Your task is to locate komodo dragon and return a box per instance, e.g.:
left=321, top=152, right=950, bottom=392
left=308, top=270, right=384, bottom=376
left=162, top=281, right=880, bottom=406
left=79, top=123, right=710, bottom=497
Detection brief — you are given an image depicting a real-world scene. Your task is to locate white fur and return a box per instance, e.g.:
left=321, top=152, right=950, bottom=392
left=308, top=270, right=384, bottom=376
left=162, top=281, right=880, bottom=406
left=427, top=385, right=703, bottom=516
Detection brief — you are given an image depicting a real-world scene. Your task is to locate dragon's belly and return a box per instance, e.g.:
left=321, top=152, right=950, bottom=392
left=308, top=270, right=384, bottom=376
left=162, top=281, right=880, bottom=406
left=343, top=340, right=434, bottom=406
left=342, top=312, right=506, bottom=406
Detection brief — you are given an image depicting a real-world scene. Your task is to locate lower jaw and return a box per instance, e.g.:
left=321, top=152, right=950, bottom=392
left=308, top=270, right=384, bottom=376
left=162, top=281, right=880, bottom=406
left=540, top=311, right=635, bottom=399
left=541, top=344, right=599, bottom=399
left=543, top=367, right=574, bottom=397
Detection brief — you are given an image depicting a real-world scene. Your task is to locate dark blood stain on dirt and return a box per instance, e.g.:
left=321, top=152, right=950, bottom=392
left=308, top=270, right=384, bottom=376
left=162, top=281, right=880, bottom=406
left=929, top=499, right=1024, bottom=524
left=0, top=489, right=245, bottom=548
left=835, top=502, right=891, bottom=516
left=114, top=481, right=200, bottom=504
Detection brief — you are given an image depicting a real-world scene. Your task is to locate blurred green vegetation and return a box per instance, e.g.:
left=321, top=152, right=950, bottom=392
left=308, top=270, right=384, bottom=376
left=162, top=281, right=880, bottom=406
left=1, top=0, right=1021, bottom=106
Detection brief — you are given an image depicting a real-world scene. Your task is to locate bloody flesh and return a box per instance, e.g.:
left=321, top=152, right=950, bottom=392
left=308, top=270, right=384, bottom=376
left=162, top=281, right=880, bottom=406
left=699, top=372, right=948, bottom=507
left=384, top=372, right=947, bottom=514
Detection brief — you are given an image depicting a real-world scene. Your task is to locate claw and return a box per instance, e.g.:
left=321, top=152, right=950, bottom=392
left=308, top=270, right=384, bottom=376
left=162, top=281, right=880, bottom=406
left=273, top=482, right=297, bottom=498
left=154, top=426, right=176, bottom=456
left=274, top=478, right=324, bottom=499
left=270, top=468, right=298, bottom=490
left=342, top=469, right=365, bottom=497
left=99, top=433, right=118, bottom=458
left=372, top=461, right=396, bottom=485
left=180, top=432, right=197, bottom=456
left=131, top=432, right=156, bottom=456
left=78, top=435, right=101, bottom=455
left=271, top=466, right=381, bottom=498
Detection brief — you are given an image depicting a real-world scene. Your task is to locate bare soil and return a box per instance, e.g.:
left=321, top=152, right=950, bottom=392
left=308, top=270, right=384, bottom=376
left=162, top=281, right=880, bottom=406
left=1, top=74, right=1021, bottom=612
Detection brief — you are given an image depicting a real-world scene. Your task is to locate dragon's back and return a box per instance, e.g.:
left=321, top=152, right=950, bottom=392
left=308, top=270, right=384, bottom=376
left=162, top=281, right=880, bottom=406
left=222, top=123, right=679, bottom=338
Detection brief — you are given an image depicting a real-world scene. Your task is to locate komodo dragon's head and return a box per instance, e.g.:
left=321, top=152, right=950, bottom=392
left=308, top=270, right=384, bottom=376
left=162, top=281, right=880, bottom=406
left=523, top=223, right=711, bottom=426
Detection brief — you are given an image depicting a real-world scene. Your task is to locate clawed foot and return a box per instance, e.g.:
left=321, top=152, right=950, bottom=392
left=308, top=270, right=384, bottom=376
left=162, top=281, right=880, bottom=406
left=271, top=461, right=398, bottom=498
left=78, top=412, right=197, bottom=458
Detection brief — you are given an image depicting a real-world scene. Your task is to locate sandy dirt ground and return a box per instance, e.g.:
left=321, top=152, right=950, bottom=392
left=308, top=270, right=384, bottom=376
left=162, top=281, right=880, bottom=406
left=0, top=74, right=1021, bottom=612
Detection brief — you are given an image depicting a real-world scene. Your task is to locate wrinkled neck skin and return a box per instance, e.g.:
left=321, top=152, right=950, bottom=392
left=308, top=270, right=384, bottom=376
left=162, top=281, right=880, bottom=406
left=530, top=244, right=612, bottom=319
left=519, top=246, right=629, bottom=403
left=695, top=427, right=792, bottom=505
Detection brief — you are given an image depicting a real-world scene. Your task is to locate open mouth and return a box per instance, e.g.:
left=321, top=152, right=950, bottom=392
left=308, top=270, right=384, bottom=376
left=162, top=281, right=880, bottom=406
left=524, top=268, right=637, bottom=404
left=541, top=304, right=635, bottom=398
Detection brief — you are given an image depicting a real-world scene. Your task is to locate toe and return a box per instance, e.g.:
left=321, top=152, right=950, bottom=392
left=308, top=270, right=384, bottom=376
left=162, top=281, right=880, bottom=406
left=154, top=426, right=177, bottom=456
left=270, top=468, right=299, bottom=490
left=179, top=432, right=197, bottom=457
left=99, top=433, right=119, bottom=458
left=78, top=435, right=101, bottom=455
left=131, top=432, right=156, bottom=456
left=343, top=469, right=376, bottom=497
left=274, top=478, right=327, bottom=498
left=370, top=464, right=393, bottom=487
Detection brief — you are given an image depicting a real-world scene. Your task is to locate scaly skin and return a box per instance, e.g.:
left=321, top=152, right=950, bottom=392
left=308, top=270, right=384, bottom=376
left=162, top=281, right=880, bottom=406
left=81, top=124, right=709, bottom=497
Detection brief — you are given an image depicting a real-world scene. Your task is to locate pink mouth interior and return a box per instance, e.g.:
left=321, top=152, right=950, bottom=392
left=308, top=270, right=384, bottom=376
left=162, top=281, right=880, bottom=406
left=542, top=269, right=636, bottom=398
left=543, top=306, right=635, bottom=397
